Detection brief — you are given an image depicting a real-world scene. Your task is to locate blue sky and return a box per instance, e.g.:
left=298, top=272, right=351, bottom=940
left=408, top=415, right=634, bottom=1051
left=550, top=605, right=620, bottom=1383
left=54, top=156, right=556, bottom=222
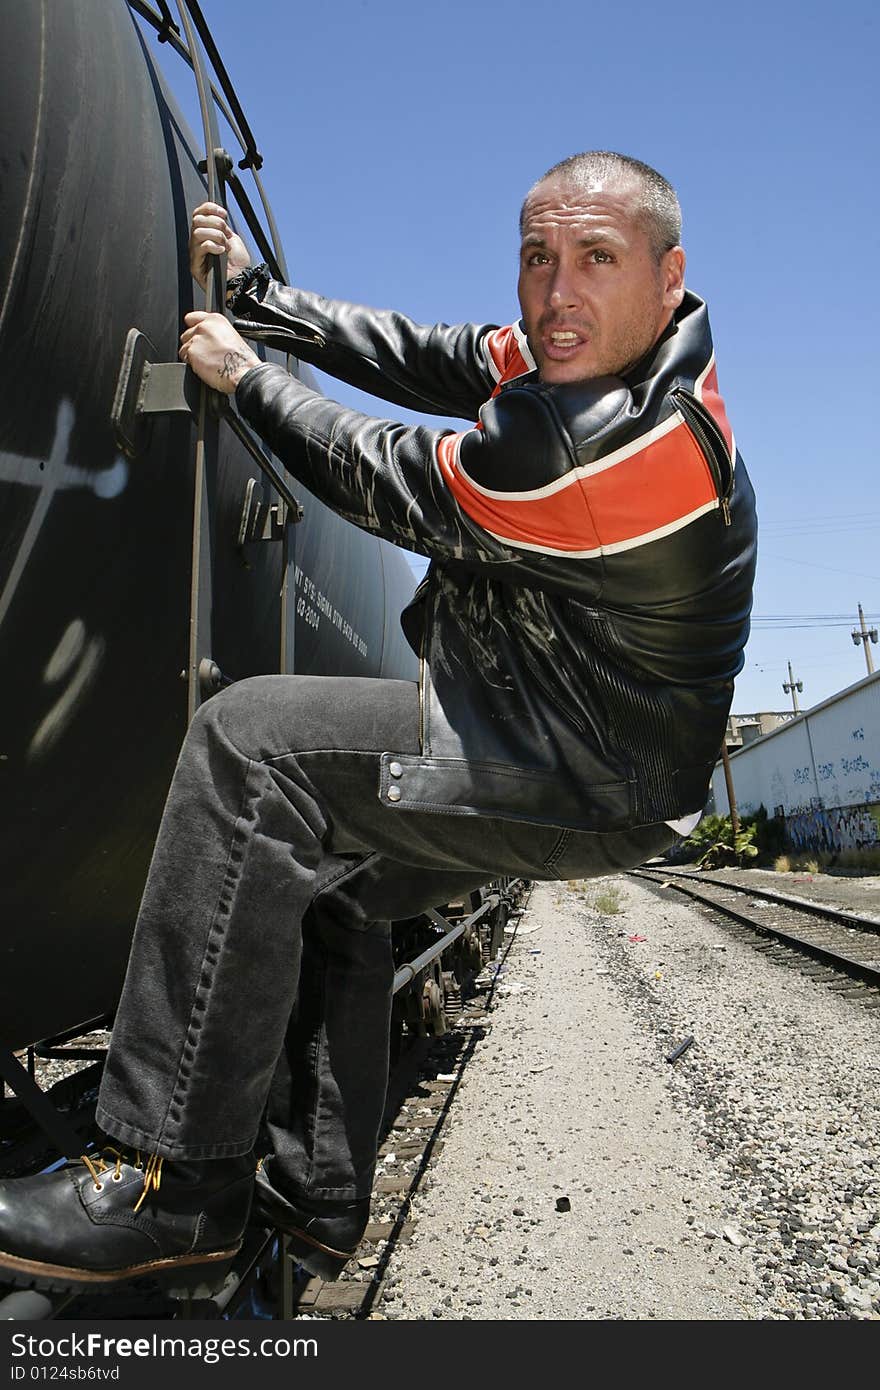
left=153, top=0, right=879, bottom=714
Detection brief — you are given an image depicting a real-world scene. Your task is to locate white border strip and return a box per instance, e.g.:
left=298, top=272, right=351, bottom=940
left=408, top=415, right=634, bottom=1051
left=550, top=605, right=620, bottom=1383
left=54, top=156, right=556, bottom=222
left=483, top=331, right=503, bottom=384
left=693, top=352, right=714, bottom=400
left=512, top=320, right=537, bottom=373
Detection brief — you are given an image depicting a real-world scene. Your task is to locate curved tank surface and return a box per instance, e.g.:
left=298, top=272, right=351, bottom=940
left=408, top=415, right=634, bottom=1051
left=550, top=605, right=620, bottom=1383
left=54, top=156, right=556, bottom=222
left=0, top=0, right=419, bottom=1051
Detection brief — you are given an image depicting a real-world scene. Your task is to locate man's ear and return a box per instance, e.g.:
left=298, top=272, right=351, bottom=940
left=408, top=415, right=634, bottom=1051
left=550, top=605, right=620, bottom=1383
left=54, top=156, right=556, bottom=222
left=662, top=246, right=686, bottom=310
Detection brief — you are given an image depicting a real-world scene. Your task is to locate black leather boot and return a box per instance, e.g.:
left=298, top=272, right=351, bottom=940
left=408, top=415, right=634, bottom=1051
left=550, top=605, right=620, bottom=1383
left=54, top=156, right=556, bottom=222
left=0, top=1147, right=254, bottom=1295
left=251, top=1157, right=370, bottom=1280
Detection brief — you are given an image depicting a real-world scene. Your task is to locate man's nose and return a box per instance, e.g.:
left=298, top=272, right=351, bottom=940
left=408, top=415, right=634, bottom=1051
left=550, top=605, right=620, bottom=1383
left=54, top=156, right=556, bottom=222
left=548, top=264, right=582, bottom=309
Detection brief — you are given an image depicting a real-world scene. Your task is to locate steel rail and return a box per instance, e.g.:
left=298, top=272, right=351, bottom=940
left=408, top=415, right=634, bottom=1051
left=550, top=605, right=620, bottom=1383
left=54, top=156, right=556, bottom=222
left=636, top=866, right=880, bottom=933
left=630, top=869, right=880, bottom=988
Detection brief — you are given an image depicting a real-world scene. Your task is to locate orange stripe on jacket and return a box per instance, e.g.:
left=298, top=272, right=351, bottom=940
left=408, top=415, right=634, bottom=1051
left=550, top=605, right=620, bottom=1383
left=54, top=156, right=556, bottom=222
left=484, top=325, right=533, bottom=396
left=437, top=419, right=720, bottom=555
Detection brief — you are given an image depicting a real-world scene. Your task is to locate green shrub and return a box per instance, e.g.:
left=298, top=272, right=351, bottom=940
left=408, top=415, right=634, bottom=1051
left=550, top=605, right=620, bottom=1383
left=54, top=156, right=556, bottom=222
left=682, top=804, right=786, bottom=868
left=592, top=886, right=623, bottom=915
left=697, top=825, right=759, bottom=869
left=749, top=804, right=788, bottom=860
left=685, top=813, right=731, bottom=849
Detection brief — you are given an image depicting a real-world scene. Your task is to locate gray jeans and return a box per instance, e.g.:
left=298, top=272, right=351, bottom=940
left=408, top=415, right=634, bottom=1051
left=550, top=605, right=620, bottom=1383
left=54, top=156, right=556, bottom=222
left=96, top=676, right=672, bottom=1198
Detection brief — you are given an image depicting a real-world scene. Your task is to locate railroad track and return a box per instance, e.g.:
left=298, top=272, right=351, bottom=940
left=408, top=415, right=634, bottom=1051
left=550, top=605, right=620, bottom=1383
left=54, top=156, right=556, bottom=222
left=251, top=883, right=532, bottom=1319
left=0, top=890, right=529, bottom=1321
left=267, top=998, right=495, bottom=1319
left=630, top=867, right=880, bottom=1004
left=0, top=1027, right=484, bottom=1322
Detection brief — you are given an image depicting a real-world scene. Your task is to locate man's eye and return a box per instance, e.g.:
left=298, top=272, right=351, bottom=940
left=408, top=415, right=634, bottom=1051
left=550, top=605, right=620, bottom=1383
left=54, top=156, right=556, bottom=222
left=591, top=249, right=613, bottom=264
left=526, top=252, right=551, bottom=266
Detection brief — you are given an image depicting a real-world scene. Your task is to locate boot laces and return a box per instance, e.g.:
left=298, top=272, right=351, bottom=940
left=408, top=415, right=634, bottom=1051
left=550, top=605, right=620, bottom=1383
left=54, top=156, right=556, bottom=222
left=80, top=1147, right=164, bottom=1213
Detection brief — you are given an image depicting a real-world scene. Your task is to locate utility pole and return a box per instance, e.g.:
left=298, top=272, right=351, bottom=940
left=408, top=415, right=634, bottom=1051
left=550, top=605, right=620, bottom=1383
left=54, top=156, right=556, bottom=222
left=720, top=742, right=740, bottom=838
left=851, top=602, right=877, bottom=676
left=783, top=660, right=803, bottom=714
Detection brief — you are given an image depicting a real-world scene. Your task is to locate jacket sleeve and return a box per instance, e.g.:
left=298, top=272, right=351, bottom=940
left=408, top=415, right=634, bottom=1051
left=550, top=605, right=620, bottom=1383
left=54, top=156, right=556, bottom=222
left=233, top=362, right=617, bottom=603
left=229, top=265, right=498, bottom=420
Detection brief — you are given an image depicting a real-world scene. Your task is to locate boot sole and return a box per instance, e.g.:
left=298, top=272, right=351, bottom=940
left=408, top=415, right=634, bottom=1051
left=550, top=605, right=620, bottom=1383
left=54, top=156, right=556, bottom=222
left=0, top=1246, right=239, bottom=1297
left=279, top=1229, right=356, bottom=1281
left=250, top=1201, right=356, bottom=1280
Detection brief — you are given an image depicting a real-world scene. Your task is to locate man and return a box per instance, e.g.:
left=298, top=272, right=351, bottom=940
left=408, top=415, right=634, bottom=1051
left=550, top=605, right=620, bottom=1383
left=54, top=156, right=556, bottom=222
left=0, top=152, right=756, bottom=1295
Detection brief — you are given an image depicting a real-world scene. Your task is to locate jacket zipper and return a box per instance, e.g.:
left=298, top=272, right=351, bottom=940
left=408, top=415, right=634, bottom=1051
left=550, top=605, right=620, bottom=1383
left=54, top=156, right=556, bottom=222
left=672, top=388, right=733, bottom=525
left=232, top=319, right=326, bottom=351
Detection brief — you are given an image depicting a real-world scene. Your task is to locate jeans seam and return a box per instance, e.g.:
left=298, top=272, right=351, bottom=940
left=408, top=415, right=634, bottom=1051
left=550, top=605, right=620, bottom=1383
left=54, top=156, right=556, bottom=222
left=263, top=747, right=377, bottom=767
left=95, top=1107, right=255, bottom=1160
left=303, top=945, right=328, bottom=1190
left=156, top=756, right=258, bottom=1148
left=301, top=851, right=380, bottom=1189
left=312, top=850, right=381, bottom=903
left=542, top=828, right=571, bottom=873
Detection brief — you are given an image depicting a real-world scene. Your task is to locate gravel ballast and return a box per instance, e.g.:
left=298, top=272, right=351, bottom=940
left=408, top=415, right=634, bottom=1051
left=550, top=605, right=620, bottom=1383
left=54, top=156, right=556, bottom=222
left=382, top=876, right=880, bottom=1320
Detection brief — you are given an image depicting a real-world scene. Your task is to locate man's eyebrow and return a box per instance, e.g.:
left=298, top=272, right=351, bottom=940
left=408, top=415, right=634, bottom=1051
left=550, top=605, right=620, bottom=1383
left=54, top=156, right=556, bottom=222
left=574, top=230, right=624, bottom=246
left=520, top=229, right=625, bottom=249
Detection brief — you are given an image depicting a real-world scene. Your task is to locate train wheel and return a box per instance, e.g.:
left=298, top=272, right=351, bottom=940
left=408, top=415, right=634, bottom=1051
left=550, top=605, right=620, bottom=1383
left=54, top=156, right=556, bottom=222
left=421, top=977, right=447, bottom=1037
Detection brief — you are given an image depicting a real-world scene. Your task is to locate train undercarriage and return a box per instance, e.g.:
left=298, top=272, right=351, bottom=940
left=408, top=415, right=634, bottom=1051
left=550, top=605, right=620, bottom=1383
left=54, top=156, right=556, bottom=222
left=0, top=878, right=528, bottom=1320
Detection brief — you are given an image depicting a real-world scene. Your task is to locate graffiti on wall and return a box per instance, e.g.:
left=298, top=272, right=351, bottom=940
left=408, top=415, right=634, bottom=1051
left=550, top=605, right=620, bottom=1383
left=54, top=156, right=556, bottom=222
left=787, top=802, right=880, bottom=853
left=713, top=675, right=880, bottom=844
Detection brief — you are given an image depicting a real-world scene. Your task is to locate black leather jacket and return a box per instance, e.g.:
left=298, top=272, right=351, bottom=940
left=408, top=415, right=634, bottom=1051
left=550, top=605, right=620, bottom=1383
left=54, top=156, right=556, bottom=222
left=230, top=268, right=757, bottom=832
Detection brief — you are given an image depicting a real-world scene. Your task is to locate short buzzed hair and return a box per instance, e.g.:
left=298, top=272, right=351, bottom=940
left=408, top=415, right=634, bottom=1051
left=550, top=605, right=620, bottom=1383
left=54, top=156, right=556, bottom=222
left=520, top=151, right=682, bottom=261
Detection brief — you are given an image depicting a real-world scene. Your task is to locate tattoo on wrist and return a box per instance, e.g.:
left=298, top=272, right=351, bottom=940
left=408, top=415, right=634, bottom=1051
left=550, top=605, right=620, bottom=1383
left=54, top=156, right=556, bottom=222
left=219, top=350, right=250, bottom=382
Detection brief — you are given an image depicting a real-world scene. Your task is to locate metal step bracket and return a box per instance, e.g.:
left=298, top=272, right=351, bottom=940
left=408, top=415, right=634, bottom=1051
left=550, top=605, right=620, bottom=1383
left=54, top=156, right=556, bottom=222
left=112, top=328, right=303, bottom=523
left=237, top=476, right=290, bottom=549
left=140, top=359, right=201, bottom=418
left=112, top=328, right=200, bottom=458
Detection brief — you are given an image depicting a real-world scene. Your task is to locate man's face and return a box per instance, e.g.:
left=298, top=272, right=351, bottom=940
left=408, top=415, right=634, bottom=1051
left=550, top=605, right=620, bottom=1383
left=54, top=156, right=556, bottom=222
left=517, top=174, right=686, bottom=383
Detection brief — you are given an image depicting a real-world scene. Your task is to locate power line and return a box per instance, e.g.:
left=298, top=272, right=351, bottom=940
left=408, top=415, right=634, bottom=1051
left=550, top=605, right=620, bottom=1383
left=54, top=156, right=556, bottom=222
left=761, top=552, right=880, bottom=581
left=752, top=617, right=876, bottom=622
left=761, top=513, right=880, bottom=534
left=761, top=511, right=880, bottom=526
left=752, top=623, right=873, bottom=630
